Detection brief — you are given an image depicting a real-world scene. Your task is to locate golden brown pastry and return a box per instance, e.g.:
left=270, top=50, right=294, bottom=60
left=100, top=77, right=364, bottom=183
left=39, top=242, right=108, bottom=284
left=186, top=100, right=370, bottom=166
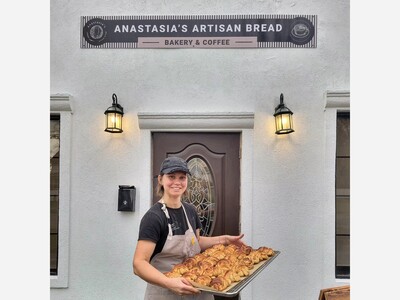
left=202, top=248, right=217, bottom=257
left=238, top=256, right=254, bottom=269
left=266, top=248, right=275, bottom=257
left=182, top=270, right=198, bottom=281
left=224, top=270, right=241, bottom=282
left=255, top=248, right=269, bottom=260
left=239, top=245, right=252, bottom=255
left=201, top=267, right=214, bottom=277
left=233, top=264, right=249, bottom=277
left=220, top=273, right=232, bottom=286
left=224, top=244, right=239, bottom=254
left=216, top=258, right=231, bottom=268
left=211, top=243, right=226, bottom=251
left=192, top=253, right=207, bottom=263
left=257, top=246, right=275, bottom=257
left=210, top=276, right=230, bottom=291
left=197, top=259, right=214, bottom=270
left=187, top=265, right=201, bottom=276
left=165, top=243, right=276, bottom=292
left=203, top=243, right=226, bottom=257
left=171, top=263, right=189, bottom=275
left=184, top=257, right=198, bottom=269
left=248, top=251, right=262, bottom=264
left=195, top=275, right=212, bottom=286
left=164, top=271, right=181, bottom=278
left=236, top=252, right=248, bottom=260
left=225, top=253, right=239, bottom=264
left=203, top=256, right=219, bottom=266
left=211, top=250, right=226, bottom=260
left=212, top=265, right=230, bottom=277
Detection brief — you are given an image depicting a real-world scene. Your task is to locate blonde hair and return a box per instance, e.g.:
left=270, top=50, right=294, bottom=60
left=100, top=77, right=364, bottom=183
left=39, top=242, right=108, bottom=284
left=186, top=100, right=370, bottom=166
left=156, top=179, right=164, bottom=197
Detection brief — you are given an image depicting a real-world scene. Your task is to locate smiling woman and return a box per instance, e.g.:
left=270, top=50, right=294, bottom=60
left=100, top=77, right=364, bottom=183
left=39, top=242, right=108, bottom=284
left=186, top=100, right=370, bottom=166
left=132, top=156, right=246, bottom=299
left=160, top=172, right=189, bottom=200
left=155, top=157, right=191, bottom=199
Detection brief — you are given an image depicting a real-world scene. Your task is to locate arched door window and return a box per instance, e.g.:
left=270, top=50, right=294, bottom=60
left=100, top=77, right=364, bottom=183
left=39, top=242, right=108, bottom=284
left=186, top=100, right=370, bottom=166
left=183, top=157, right=216, bottom=236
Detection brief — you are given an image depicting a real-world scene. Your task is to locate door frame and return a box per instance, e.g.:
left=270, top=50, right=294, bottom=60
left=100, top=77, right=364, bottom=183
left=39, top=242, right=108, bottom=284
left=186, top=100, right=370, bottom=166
left=152, top=132, right=241, bottom=237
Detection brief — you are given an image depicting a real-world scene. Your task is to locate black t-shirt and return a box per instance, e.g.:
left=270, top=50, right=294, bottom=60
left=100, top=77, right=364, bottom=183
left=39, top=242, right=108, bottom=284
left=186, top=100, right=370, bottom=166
left=138, top=202, right=202, bottom=261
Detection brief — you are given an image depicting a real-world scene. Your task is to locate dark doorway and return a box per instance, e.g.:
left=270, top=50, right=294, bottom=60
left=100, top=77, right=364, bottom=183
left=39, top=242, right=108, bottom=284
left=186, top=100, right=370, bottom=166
left=152, top=132, right=241, bottom=300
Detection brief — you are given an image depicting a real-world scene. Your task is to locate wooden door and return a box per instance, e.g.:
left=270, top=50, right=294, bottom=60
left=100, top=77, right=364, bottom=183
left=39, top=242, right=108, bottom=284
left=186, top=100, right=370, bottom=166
left=152, top=132, right=241, bottom=299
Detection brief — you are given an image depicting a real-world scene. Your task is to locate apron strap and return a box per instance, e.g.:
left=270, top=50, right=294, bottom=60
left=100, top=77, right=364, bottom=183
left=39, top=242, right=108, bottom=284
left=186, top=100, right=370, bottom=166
left=181, top=203, right=194, bottom=233
left=161, top=202, right=173, bottom=240
left=160, top=201, right=195, bottom=236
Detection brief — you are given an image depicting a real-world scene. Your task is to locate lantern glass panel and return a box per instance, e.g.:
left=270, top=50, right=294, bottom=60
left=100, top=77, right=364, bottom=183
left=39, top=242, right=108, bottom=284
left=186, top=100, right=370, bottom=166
left=275, top=113, right=293, bottom=134
left=106, top=113, right=123, bottom=132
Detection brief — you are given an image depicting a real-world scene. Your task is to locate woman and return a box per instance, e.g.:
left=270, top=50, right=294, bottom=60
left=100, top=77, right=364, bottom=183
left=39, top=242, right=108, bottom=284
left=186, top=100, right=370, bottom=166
left=133, top=156, right=245, bottom=299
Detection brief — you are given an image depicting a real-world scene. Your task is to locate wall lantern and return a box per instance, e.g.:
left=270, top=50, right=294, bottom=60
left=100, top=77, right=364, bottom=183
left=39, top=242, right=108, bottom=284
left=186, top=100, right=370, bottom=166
left=274, top=93, right=294, bottom=135
left=104, top=93, right=124, bottom=133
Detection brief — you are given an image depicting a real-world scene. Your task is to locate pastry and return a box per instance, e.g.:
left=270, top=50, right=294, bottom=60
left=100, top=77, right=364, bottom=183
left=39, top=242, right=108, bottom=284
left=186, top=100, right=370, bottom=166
left=211, top=250, right=226, bottom=260
left=248, top=251, right=262, bottom=264
left=171, top=263, right=189, bottom=275
left=238, top=256, right=254, bottom=269
left=232, top=264, right=249, bottom=277
left=224, top=244, right=239, bottom=254
left=166, top=243, right=275, bottom=292
left=195, top=275, right=212, bottom=286
left=210, top=276, right=230, bottom=291
left=212, top=265, right=230, bottom=277
left=182, top=270, right=198, bottom=281
left=203, top=256, right=219, bottom=266
left=184, top=257, right=198, bottom=269
left=201, top=267, right=214, bottom=277
left=197, top=259, right=214, bottom=270
left=192, top=253, right=207, bottom=263
left=224, top=270, right=241, bottom=282
left=164, top=271, right=181, bottom=278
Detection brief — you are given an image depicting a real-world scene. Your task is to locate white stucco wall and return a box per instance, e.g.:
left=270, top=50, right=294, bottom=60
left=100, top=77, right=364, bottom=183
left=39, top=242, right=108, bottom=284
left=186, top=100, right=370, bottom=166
left=50, top=1, right=350, bottom=299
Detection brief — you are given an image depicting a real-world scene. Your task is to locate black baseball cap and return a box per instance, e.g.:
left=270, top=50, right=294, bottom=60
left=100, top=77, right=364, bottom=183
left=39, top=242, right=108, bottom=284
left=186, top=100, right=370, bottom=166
left=160, top=157, right=191, bottom=175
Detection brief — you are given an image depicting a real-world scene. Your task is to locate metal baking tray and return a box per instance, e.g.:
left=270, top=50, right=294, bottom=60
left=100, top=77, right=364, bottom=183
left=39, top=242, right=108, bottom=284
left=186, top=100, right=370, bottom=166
left=193, top=250, right=280, bottom=297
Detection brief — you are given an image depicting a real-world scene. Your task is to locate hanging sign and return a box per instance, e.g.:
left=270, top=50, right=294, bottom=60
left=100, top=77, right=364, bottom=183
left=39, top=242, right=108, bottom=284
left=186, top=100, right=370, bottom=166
left=81, top=15, right=317, bottom=49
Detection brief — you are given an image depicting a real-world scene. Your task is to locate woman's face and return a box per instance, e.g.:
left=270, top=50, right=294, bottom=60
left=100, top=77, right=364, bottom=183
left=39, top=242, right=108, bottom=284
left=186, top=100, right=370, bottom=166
left=159, top=171, right=188, bottom=198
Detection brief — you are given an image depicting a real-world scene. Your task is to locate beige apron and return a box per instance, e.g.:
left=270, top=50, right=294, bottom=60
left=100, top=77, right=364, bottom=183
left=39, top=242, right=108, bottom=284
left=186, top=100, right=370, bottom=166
left=144, top=202, right=214, bottom=300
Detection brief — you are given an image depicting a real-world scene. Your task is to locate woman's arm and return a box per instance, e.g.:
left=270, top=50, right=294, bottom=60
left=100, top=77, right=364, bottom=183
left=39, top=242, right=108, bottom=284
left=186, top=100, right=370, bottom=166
left=132, top=240, right=168, bottom=286
left=132, top=240, right=200, bottom=296
left=196, top=230, right=246, bottom=251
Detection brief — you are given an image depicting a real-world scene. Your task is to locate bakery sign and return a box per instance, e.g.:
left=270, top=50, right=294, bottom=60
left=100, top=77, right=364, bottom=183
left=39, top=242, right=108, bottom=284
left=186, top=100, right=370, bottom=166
left=81, top=14, right=317, bottom=49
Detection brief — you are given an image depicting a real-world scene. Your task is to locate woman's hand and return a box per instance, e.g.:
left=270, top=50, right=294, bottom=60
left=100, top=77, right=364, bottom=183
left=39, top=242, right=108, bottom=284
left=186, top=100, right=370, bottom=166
left=225, top=233, right=246, bottom=247
left=165, top=277, right=201, bottom=296
left=197, top=230, right=247, bottom=251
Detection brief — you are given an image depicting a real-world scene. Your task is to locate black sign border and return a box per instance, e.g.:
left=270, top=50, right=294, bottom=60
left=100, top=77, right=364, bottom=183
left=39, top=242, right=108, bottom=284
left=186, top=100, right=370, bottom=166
left=81, top=14, right=317, bottom=49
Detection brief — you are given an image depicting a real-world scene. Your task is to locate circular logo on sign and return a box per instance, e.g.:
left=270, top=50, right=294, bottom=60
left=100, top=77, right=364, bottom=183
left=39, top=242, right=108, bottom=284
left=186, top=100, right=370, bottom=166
left=83, top=18, right=107, bottom=45
left=89, top=24, right=104, bottom=40
left=289, top=17, right=315, bottom=45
